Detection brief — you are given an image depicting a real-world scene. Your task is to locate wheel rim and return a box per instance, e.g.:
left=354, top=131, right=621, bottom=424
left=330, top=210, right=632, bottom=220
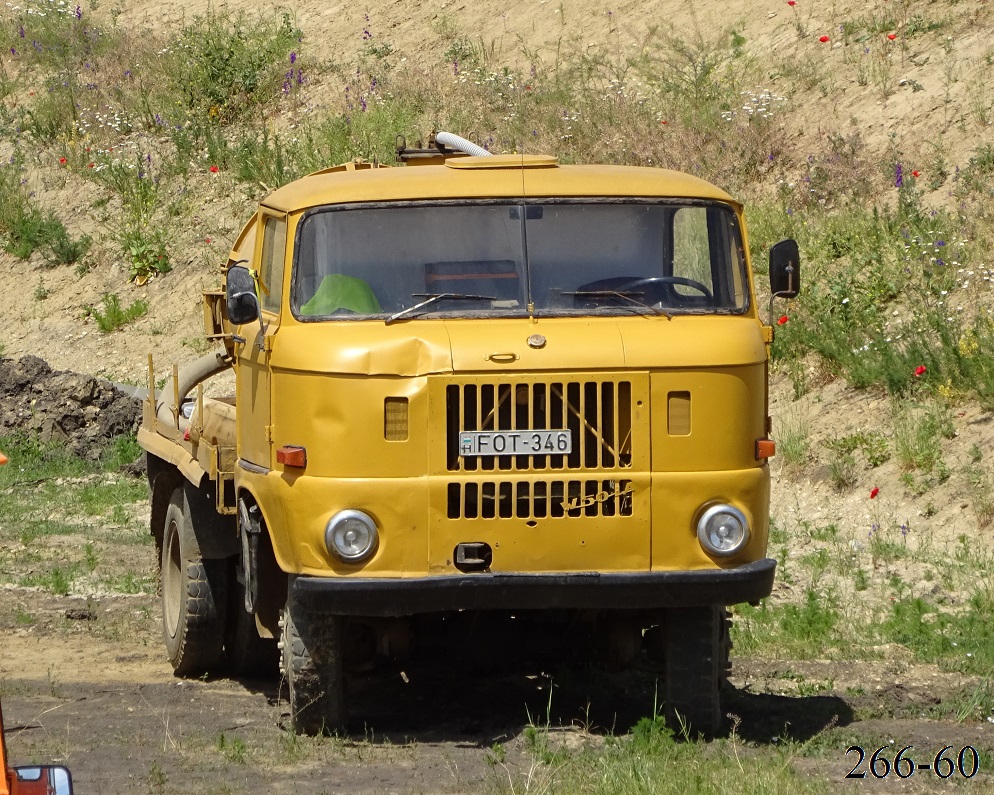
left=163, top=517, right=182, bottom=638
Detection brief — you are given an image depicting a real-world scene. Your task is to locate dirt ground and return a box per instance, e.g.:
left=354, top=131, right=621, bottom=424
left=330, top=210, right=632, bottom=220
left=2, top=586, right=993, bottom=793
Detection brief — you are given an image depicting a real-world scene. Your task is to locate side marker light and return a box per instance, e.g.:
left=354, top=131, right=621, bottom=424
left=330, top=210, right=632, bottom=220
left=277, top=445, right=307, bottom=468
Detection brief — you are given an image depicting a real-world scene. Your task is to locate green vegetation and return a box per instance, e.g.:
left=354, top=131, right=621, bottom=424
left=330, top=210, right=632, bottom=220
left=735, top=511, right=994, bottom=679
left=86, top=293, right=148, bottom=332
left=0, top=433, right=152, bottom=598
left=0, top=156, right=90, bottom=264
left=490, top=716, right=827, bottom=794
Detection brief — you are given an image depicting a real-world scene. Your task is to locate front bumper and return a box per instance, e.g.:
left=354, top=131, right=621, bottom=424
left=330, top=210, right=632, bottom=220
left=292, top=557, right=776, bottom=617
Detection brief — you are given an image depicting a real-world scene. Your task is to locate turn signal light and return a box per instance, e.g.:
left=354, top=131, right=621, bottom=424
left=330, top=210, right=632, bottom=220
left=277, top=445, right=307, bottom=468
left=755, top=439, right=776, bottom=460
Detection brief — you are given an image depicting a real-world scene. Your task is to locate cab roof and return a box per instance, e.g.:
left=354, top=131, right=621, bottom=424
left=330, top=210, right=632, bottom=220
left=260, top=155, right=740, bottom=214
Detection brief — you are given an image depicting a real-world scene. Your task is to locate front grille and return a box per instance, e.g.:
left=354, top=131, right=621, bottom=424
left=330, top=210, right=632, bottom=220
left=445, top=380, right=634, bottom=472
left=446, top=479, right=634, bottom=519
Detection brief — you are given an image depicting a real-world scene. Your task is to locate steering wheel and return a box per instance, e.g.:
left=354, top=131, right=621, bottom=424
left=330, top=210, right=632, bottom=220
left=620, top=276, right=713, bottom=304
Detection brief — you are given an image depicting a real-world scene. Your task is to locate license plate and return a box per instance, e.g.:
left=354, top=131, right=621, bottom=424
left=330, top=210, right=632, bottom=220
left=459, top=430, right=572, bottom=457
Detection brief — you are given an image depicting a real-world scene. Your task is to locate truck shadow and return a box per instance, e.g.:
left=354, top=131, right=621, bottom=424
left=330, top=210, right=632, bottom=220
left=248, top=665, right=854, bottom=747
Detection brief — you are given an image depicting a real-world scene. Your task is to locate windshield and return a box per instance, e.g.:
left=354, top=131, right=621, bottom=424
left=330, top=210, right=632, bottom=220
left=291, top=200, right=749, bottom=320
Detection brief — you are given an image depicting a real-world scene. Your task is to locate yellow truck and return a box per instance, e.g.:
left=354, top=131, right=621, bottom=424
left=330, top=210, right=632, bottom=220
left=138, top=132, right=800, bottom=735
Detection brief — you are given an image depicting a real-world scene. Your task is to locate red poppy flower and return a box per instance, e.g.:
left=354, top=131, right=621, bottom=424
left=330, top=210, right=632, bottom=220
left=777, top=315, right=789, bottom=325
left=911, top=170, right=920, bottom=178
left=914, top=365, right=927, bottom=377
left=787, top=0, right=796, bottom=5
left=660, top=120, right=668, bottom=125
left=887, top=33, right=897, bottom=40
left=209, top=165, right=219, bottom=173
left=819, top=35, right=830, bottom=43
left=205, top=237, right=212, bottom=244
left=87, top=162, right=94, bottom=168
left=58, top=157, right=67, bottom=165
left=870, top=487, right=879, bottom=499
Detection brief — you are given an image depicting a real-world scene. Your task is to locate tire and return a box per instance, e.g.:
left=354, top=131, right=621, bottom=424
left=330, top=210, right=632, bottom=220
left=281, top=577, right=347, bottom=735
left=160, top=486, right=227, bottom=676
left=663, top=605, right=729, bottom=737
left=224, top=560, right=279, bottom=678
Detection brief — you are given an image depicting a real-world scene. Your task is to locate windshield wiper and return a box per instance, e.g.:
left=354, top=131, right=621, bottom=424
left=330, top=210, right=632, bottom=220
left=385, top=293, right=497, bottom=325
left=563, top=290, right=671, bottom=318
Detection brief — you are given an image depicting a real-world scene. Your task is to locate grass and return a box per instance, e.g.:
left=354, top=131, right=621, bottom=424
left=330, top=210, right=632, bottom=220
left=775, top=410, right=810, bottom=471
left=0, top=158, right=89, bottom=264
left=489, top=716, right=828, bottom=794
left=0, top=433, right=152, bottom=597
left=86, top=293, right=148, bottom=332
left=734, top=505, right=994, bottom=678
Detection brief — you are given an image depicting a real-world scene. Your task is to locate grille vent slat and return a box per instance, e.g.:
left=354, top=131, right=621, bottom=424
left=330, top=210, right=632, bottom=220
left=444, top=377, right=636, bottom=520
left=447, top=379, right=633, bottom=474
left=446, top=479, right=634, bottom=520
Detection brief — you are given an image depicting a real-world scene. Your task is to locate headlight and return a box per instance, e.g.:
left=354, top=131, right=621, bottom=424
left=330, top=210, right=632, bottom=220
left=325, top=510, right=378, bottom=562
left=697, top=504, right=749, bottom=557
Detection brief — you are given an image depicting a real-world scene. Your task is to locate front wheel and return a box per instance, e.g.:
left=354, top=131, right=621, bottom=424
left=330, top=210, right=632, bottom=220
left=224, top=561, right=279, bottom=678
left=160, top=486, right=227, bottom=676
left=663, top=605, right=729, bottom=737
left=281, top=577, right=347, bottom=734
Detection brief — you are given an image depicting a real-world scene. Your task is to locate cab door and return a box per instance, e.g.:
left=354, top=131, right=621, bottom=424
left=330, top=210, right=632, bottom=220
left=235, top=210, right=287, bottom=468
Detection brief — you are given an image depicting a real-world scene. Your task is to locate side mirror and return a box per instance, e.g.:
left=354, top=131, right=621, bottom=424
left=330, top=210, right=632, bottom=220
left=225, top=265, right=261, bottom=326
left=769, top=239, right=800, bottom=299
left=14, top=765, right=74, bottom=795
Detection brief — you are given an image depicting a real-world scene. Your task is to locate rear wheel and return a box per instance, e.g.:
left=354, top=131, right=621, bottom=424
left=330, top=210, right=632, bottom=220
left=161, top=486, right=227, bottom=676
left=663, top=605, right=729, bottom=737
left=281, top=577, right=347, bottom=734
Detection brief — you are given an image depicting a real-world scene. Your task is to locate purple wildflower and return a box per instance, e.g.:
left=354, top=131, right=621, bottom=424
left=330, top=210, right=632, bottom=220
left=894, top=162, right=903, bottom=188
left=290, top=51, right=297, bottom=65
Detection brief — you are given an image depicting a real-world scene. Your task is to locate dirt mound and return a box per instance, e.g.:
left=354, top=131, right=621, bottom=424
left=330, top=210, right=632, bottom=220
left=0, top=354, right=141, bottom=458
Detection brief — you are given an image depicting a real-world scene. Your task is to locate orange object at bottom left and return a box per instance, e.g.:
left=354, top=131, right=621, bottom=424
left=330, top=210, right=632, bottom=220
left=1, top=701, right=74, bottom=795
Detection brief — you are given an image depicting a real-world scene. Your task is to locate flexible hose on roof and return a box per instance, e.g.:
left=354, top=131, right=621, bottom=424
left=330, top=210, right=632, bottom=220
left=435, top=131, right=491, bottom=157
